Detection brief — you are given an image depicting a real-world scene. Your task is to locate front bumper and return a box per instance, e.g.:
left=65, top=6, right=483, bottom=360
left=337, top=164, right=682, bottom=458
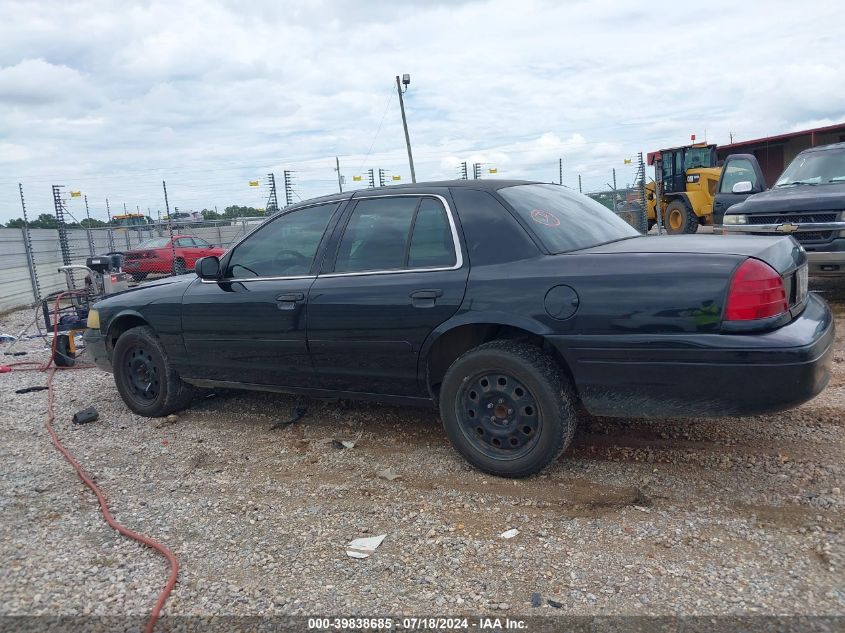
left=720, top=225, right=845, bottom=276
left=549, top=293, right=834, bottom=418
left=83, top=329, right=112, bottom=372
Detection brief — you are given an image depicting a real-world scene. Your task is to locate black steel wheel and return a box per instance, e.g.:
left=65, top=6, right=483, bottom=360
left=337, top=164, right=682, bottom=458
left=123, top=344, right=161, bottom=404
left=112, top=325, right=194, bottom=417
left=439, top=340, right=577, bottom=478
left=457, top=371, right=542, bottom=460
left=173, top=258, right=187, bottom=275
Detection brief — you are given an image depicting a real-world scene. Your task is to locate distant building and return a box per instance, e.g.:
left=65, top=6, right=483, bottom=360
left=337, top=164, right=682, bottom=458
left=717, top=122, right=845, bottom=187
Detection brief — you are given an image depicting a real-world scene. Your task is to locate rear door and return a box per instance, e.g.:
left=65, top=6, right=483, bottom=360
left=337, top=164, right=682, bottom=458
left=713, top=154, right=766, bottom=223
left=307, top=193, right=469, bottom=396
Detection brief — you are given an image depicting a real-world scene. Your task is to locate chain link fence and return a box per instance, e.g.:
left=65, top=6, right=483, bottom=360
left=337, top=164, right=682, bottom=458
left=0, top=218, right=264, bottom=312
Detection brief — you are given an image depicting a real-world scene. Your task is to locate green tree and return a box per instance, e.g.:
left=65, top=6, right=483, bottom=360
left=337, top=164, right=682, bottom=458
left=5, top=218, right=26, bottom=228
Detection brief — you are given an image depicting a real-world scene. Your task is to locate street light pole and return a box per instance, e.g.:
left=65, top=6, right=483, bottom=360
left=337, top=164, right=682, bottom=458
left=396, top=74, right=416, bottom=183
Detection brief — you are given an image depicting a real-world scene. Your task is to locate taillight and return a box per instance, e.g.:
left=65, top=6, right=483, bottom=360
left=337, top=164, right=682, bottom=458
left=725, top=258, right=788, bottom=321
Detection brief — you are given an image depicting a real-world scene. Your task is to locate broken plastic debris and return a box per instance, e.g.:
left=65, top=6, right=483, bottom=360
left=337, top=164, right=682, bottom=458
left=376, top=468, right=400, bottom=481
left=340, top=440, right=355, bottom=449
left=500, top=528, right=519, bottom=539
left=345, top=533, right=386, bottom=559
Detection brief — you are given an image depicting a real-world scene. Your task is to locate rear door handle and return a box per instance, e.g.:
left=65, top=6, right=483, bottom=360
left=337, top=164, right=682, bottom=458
left=410, top=289, right=443, bottom=300
left=276, top=292, right=305, bottom=310
left=410, top=289, right=443, bottom=308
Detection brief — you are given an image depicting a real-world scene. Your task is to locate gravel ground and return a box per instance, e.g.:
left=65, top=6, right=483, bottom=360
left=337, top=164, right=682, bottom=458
left=1, top=279, right=844, bottom=624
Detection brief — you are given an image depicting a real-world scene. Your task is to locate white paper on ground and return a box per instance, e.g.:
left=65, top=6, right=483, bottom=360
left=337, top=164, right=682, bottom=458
left=346, top=533, right=387, bottom=558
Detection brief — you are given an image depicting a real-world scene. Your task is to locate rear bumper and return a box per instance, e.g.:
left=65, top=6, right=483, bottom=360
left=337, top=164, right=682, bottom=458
left=83, top=329, right=112, bottom=372
left=549, top=293, right=834, bottom=418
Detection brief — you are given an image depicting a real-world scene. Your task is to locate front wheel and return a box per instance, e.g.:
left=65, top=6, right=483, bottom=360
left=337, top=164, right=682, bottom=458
left=173, top=258, right=187, bottom=275
left=439, top=340, right=577, bottom=478
left=664, top=200, right=699, bottom=234
left=112, top=325, right=193, bottom=417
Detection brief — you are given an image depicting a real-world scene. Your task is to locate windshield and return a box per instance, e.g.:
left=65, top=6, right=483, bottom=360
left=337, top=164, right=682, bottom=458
left=136, top=237, right=171, bottom=249
left=684, top=146, right=715, bottom=170
left=776, top=148, right=845, bottom=186
left=497, top=183, right=640, bottom=254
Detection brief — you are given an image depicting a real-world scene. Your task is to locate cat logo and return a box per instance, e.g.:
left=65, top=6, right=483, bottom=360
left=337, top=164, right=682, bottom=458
left=776, top=222, right=799, bottom=233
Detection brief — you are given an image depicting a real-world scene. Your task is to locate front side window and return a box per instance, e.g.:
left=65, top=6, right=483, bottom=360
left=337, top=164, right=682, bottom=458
left=175, top=238, right=193, bottom=247
left=226, top=203, right=338, bottom=278
left=333, top=196, right=456, bottom=273
left=720, top=158, right=757, bottom=193
left=498, top=184, right=639, bottom=254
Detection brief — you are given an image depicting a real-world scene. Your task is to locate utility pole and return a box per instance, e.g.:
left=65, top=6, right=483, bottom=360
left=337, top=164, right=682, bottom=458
left=378, top=168, right=387, bottom=187
left=473, top=163, right=482, bottom=179
left=335, top=157, right=343, bottom=193
left=459, top=161, right=468, bottom=180
left=578, top=175, right=582, bottom=193
left=396, top=74, right=416, bottom=183
left=367, top=168, right=375, bottom=188
left=612, top=168, right=618, bottom=208
left=283, top=170, right=294, bottom=207
left=559, top=158, right=563, bottom=185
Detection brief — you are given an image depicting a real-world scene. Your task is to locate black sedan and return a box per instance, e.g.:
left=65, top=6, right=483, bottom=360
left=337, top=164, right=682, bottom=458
left=84, top=180, right=834, bottom=477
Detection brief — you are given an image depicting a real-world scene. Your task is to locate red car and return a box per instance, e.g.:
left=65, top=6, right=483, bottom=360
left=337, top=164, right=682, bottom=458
left=122, top=235, right=225, bottom=281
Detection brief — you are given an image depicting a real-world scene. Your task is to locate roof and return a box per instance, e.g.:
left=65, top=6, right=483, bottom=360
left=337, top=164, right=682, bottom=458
left=286, top=179, right=542, bottom=208
left=717, top=122, right=845, bottom=151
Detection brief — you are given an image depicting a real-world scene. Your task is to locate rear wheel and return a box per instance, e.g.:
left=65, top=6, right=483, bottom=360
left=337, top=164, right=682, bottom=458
left=439, top=340, right=577, bottom=478
left=112, top=325, right=193, bottom=417
left=664, top=200, right=699, bottom=234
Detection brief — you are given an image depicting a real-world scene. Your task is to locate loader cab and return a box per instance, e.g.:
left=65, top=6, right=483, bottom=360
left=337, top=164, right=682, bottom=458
left=656, top=144, right=717, bottom=194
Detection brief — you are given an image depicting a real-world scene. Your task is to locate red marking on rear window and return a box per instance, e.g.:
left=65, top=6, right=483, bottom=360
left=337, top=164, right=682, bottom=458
left=530, top=209, right=560, bottom=227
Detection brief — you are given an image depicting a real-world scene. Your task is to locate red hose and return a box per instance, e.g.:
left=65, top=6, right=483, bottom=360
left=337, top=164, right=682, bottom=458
left=5, top=292, right=179, bottom=633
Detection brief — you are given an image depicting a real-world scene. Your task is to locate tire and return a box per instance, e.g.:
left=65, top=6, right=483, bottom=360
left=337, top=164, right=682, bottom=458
left=173, top=258, right=187, bottom=275
left=664, top=200, right=699, bottom=234
left=112, top=325, right=194, bottom=417
left=131, top=273, right=148, bottom=282
left=439, top=340, right=577, bottom=478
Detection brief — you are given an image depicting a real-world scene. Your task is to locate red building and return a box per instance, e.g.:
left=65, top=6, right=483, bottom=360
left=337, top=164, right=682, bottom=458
left=716, top=122, right=845, bottom=187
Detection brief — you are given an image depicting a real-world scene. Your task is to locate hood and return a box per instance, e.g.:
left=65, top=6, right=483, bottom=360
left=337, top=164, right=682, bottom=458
left=729, top=182, right=845, bottom=214
left=99, top=274, right=195, bottom=304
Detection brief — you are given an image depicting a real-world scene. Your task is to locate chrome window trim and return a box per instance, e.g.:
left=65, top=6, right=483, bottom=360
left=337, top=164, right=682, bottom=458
left=319, top=193, right=464, bottom=279
left=209, top=199, right=349, bottom=284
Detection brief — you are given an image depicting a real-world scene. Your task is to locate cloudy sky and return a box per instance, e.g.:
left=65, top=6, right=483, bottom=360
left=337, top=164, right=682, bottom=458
left=0, top=0, right=843, bottom=223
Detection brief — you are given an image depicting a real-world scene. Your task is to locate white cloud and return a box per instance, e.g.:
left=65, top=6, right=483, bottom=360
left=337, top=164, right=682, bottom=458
left=0, top=0, right=843, bottom=220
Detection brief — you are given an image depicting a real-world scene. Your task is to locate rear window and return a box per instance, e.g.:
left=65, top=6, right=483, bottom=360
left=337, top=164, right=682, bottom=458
left=497, top=184, right=639, bottom=253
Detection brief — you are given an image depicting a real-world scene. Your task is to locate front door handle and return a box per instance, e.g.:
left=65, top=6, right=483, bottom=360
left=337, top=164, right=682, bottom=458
left=276, top=292, right=305, bottom=310
left=410, top=289, right=443, bottom=308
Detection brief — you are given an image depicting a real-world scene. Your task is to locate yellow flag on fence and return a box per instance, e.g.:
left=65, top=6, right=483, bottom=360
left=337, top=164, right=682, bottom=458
left=70, top=191, right=82, bottom=197
left=488, top=168, right=497, bottom=174
left=392, top=175, right=401, bottom=181
left=249, top=180, right=260, bottom=187
left=623, top=158, right=632, bottom=165
left=353, top=175, right=363, bottom=182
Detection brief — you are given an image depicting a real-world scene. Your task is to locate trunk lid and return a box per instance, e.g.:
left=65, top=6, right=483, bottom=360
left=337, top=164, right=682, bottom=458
left=582, top=235, right=805, bottom=276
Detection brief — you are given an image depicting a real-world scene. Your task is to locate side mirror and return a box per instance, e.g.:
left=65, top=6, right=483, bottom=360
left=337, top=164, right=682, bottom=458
left=195, top=256, right=220, bottom=280
left=732, top=181, right=754, bottom=194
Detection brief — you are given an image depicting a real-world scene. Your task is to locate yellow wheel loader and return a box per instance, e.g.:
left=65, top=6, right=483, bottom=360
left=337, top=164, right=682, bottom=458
left=646, top=143, right=722, bottom=234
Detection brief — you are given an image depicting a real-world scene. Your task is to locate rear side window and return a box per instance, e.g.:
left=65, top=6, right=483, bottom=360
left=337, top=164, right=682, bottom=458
left=498, top=184, right=639, bottom=253
left=333, top=196, right=456, bottom=273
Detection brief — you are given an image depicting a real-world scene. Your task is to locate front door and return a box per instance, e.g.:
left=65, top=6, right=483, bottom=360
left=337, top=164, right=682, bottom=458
left=180, top=201, right=342, bottom=386
left=713, top=154, right=766, bottom=224
left=307, top=194, right=469, bottom=397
